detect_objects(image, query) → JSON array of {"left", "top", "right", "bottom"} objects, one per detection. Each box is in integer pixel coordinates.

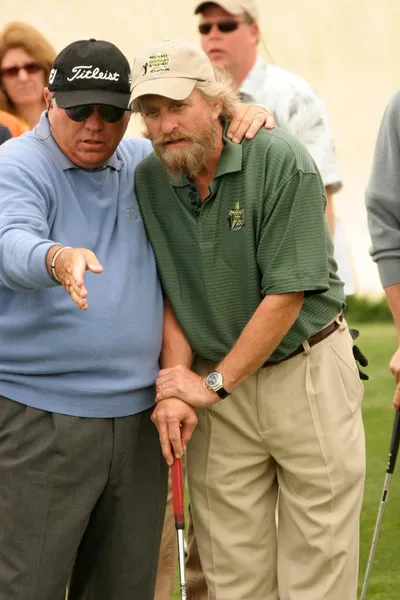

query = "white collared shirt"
[{"left": 240, "top": 55, "right": 342, "bottom": 192}]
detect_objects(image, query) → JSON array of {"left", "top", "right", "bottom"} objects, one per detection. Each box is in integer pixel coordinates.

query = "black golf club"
[{"left": 360, "top": 409, "right": 400, "bottom": 599}]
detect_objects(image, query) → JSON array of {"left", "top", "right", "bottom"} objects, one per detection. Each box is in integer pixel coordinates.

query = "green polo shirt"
[{"left": 135, "top": 124, "right": 345, "bottom": 362}]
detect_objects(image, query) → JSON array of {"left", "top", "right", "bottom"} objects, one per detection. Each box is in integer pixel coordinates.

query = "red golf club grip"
[{"left": 171, "top": 457, "right": 185, "bottom": 529}]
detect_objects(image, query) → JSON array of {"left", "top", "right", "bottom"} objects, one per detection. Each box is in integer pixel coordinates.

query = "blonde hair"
[
  {"left": 131, "top": 65, "right": 239, "bottom": 121},
  {"left": 0, "top": 21, "right": 56, "bottom": 114},
  {"left": 195, "top": 65, "right": 239, "bottom": 120}
]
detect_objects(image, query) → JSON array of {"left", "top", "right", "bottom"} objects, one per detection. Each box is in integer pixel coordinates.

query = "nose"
[
  {"left": 207, "top": 23, "right": 222, "bottom": 40},
  {"left": 17, "top": 67, "right": 29, "bottom": 82},
  {"left": 84, "top": 108, "right": 104, "bottom": 131},
  {"left": 159, "top": 111, "right": 179, "bottom": 135}
]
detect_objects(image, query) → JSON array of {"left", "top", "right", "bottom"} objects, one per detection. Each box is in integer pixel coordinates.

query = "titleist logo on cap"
[{"left": 67, "top": 65, "right": 120, "bottom": 82}]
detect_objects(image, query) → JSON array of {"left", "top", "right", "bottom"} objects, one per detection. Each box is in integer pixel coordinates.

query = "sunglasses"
[
  {"left": 198, "top": 20, "right": 244, "bottom": 35},
  {"left": 0, "top": 62, "right": 43, "bottom": 78},
  {"left": 65, "top": 104, "right": 127, "bottom": 123}
]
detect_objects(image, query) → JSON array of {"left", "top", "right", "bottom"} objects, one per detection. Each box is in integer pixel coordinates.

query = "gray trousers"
[{"left": 0, "top": 395, "right": 168, "bottom": 600}]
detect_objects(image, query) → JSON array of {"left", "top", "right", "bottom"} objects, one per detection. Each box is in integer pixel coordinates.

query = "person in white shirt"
[{"left": 196, "top": 0, "right": 355, "bottom": 296}]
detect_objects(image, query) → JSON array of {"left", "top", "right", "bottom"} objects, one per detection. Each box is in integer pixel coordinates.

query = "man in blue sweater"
[
  {"left": 0, "top": 37, "right": 271, "bottom": 600},
  {"left": 0, "top": 38, "right": 194, "bottom": 600}
]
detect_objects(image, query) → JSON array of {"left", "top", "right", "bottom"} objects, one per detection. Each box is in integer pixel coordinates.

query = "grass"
[{"left": 172, "top": 322, "right": 400, "bottom": 599}]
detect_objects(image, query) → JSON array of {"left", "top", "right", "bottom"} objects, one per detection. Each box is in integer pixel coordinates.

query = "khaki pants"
[{"left": 187, "top": 321, "right": 366, "bottom": 600}]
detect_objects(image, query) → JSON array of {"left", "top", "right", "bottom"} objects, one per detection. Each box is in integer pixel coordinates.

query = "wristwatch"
[{"left": 204, "top": 371, "right": 230, "bottom": 399}]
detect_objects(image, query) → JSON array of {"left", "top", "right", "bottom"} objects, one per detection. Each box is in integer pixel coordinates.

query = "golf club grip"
[
  {"left": 387, "top": 409, "right": 400, "bottom": 474},
  {"left": 171, "top": 457, "right": 185, "bottom": 529}
]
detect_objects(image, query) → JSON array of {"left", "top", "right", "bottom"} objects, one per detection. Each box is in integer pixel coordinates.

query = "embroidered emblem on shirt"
[
  {"left": 124, "top": 207, "right": 140, "bottom": 219},
  {"left": 228, "top": 201, "right": 245, "bottom": 230}
]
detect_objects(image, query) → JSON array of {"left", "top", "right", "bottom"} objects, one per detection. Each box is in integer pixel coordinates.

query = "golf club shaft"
[
  {"left": 359, "top": 409, "right": 400, "bottom": 600},
  {"left": 171, "top": 457, "right": 187, "bottom": 600},
  {"left": 359, "top": 472, "right": 392, "bottom": 600},
  {"left": 177, "top": 528, "right": 187, "bottom": 600}
]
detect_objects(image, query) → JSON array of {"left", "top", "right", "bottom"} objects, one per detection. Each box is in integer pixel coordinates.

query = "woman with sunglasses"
[{"left": 0, "top": 21, "right": 56, "bottom": 133}]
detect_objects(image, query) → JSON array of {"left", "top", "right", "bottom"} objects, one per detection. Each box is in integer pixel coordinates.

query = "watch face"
[{"left": 206, "top": 372, "right": 222, "bottom": 388}]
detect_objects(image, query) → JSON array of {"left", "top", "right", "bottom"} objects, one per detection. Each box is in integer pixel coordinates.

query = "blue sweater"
[{"left": 0, "top": 113, "right": 163, "bottom": 417}]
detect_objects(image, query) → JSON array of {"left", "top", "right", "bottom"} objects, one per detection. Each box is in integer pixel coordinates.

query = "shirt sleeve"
[
  {"left": 0, "top": 161, "right": 58, "bottom": 291},
  {"left": 365, "top": 91, "right": 400, "bottom": 287},
  {"left": 257, "top": 170, "right": 330, "bottom": 296},
  {"left": 271, "top": 85, "right": 342, "bottom": 192}
]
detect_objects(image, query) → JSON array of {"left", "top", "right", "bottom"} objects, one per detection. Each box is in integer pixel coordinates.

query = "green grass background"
[{"left": 172, "top": 322, "right": 400, "bottom": 599}]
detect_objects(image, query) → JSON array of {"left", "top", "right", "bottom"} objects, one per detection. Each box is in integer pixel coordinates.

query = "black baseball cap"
[{"left": 48, "top": 38, "right": 132, "bottom": 109}]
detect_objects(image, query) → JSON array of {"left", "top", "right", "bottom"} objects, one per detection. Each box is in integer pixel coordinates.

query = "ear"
[
  {"left": 43, "top": 87, "right": 52, "bottom": 111},
  {"left": 249, "top": 22, "right": 260, "bottom": 45},
  {"left": 211, "top": 96, "right": 223, "bottom": 120}
]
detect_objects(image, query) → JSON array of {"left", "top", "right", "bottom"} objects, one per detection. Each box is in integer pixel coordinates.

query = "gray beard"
[{"left": 153, "top": 121, "right": 219, "bottom": 180}]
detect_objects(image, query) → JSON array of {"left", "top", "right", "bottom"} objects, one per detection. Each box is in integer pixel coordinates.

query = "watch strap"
[{"left": 215, "top": 387, "right": 230, "bottom": 399}]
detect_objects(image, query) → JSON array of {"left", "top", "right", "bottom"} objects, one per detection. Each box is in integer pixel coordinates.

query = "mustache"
[{"left": 153, "top": 131, "right": 197, "bottom": 146}]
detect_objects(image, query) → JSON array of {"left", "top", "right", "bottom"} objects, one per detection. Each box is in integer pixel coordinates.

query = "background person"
[
  {"left": 0, "top": 108, "right": 26, "bottom": 136},
  {"left": 366, "top": 90, "right": 400, "bottom": 410},
  {"left": 0, "top": 123, "right": 11, "bottom": 144},
  {"left": 195, "top": 0, "right": 355, "bottom": 295},
  {"left": 0, "top": 21, "right": 56, "bottom": 132}
]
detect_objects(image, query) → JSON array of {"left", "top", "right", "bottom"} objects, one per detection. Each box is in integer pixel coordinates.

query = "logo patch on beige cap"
[{"left": 142, "top": 53, "right": 171, "bottom": 77}]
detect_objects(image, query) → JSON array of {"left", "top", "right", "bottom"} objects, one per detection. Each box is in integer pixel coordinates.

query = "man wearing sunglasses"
[
  {"left": 195, "top": 0, "right": 356, "bottom": 295},
  {"left": 0, "top": 34, "right": 272, "bottom": 600},
  {"left": 0, "top": 37, "right": 169, "bottom": 600}
]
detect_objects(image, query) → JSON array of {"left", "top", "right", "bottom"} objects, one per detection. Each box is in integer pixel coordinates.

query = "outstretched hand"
[{"left": 52, "top": 247, "right": 103, "bottom": 310}]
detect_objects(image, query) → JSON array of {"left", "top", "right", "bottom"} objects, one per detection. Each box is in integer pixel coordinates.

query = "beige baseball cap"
[
  {"left": 130, "top": 40, "right": 215, "bottom": 104},
  {"left": 194, "top": 0, "right": 259, "bottom": 23}
]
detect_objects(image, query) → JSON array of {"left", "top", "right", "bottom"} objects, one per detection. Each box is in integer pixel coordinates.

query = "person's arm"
[
  {"left": 0, "top": 162, "right": 62, "bottom": 290},
  {"left": 155, "top": 293, "right": 303, "bottom": 409},
  {"left": 273, "top": 83, "right": 343, "bottom": 211},
  {"left": 46, "top": 245, "right": 103, "bottom": 310},
  {"left": 0, "top": 162, "right": 103, "bottom": 304},
  {"left": 151, "top": 300, "right": 198, "bottom": 465},
  {"left": 325, "top": 186, "right": 335, "bottom": 235},
  {"left": 226, "top": 103, "right": 274, "bottom": 143},
  {"left": 214, "top": 292, "right": 303, "bottom": 390},
  {"left": 385, "top": 286, "right": 400, "bottom": 341},
  {"left": 160, "top": 299, "right": 194, "bottom": 369},
  {"left": 283, "top": 91, "right": 342, "bottom": 238},
  {"left": 365, "top": 91, "right": 400, "bottom": 408},
  {"left": 383, "top": 285, "right": 400, "bottom": 409}
]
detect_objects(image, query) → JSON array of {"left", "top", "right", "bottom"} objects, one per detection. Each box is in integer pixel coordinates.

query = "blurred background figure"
[
  {"left": 0, "top": 108, "right": 26, "bottom": 136},
  {"left": 366, "top": 90, "right": 400, "bottom": 409},
  {"left": 195, "top": 0, "right": 355, "bottom": 295},
  {"left": 0, "top": 123, "right": 11, "bottom": 144},
  {"left": 0, "top": 21, "right": 56, "bottom": 133}
]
